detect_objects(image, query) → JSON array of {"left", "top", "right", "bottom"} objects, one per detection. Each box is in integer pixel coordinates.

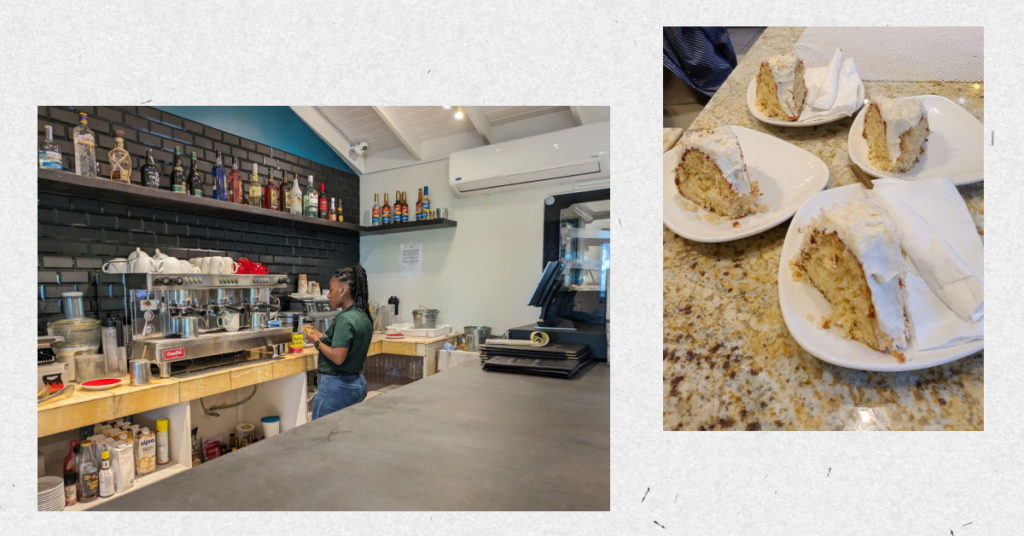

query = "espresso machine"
[
  {"left": 282, "top": 295, "right": 338, "bottom": 337},
  {"left": 102, "top": 273, "right": 291, "bottom": 377}
]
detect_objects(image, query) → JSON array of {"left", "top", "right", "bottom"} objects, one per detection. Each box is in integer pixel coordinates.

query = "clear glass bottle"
[
  {"left": 140, "top": 147, "right": 161, "bottom": 189},
  {"left": 77, "top": 440, "right": 99, "bottom": 503},
  {"left": 306, "top": 176, "right": 318, "bottom": 218},
  {"left": 72, "top": 112, "right": 97, "bottom": 177},
  {"left": 290, "top": 174, "right": 303, "bottom": 215},
  {"left": 108, "top": 130, "right": 131, "bottom": 182},
  {"left": 228, "top": 160, "right": 242, "bottom": 203},
  {"left": 169, "top": 147, "right": 186, "bottom": 193},
  {"left": 187, "top": 151, "right": 202, "bottom": 196},
  {"left": 212, "top": 151, "right": 227, "bottom": 201},
  {"left": 39, "top": 124, "right": 63, "bottom": 170}
]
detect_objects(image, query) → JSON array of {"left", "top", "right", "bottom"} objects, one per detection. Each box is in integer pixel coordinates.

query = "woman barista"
[{"left": 304, "top": 264, "right": 373, "bottom": 419}]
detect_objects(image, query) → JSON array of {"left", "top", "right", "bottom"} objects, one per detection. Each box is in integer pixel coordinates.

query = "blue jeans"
[{"left": 311, "top": 373, "right": 367, "bottom": 420}]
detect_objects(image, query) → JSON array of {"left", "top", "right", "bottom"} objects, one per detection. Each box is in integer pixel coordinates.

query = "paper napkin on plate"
[
  {"left": 799, "top": 48, "right": 865, "bottom": 122},
  {"left": 870, "top": 177, "right": 984, "bottom": 350},
  {"left": 663, "top": 127, "right": 683, "bottom": 153}
]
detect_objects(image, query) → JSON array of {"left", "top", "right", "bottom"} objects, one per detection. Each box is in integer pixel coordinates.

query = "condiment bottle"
[
  {"left": 156, "top": 418, "right": 169, "bottom": 465},
  {"left": 77, "top": 440, "right": 99, "bottom": 502},
  {"left": 98, "top": 449, "right": 114, "bottom": 498}
]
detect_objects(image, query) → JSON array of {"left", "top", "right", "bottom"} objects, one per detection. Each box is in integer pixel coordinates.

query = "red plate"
[{"left": 80, "top": 378, "right": 123, "bottom": 390}]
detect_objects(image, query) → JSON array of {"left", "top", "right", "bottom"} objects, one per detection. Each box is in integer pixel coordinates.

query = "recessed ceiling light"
[{"left": 453, "top": 109, "right": 465, "bottom": 120}]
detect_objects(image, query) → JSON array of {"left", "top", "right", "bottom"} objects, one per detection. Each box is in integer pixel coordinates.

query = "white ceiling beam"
[
  {"left": 371, "top": 106, "right": 424, "bottom": 160},
  {"left": 289, "top": 106, "right": 366, "bottom": 174},
  {"left": 462, "top": 107, "right": 492, "bottom": 144},
  {"left": 568, "top": 106, "right": 583, "bottom": 126}
]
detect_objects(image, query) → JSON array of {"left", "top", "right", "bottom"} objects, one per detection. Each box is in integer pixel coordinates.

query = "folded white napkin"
[
  {"left": 663, "top": 127, "right": 683, "bottom": 153},
  {"left": 799, "top": 49, "right": 865, "bottom": 121},
  {"left": 870, "top": 177, "right": 984, "bottom": 350}
]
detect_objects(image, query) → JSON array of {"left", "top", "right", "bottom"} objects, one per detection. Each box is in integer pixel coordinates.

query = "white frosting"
[
  {"left": 765, "top": 53, "right": 801, "bottom": 117},
  {"left": 809, "top": 199, "right": 907, "bottom": 351},
  {"left": 873, "top": 96, "right": 926, "bottom": 166},
  {"left": 680, "top": 127, "right": 751, "bottom": 196}
]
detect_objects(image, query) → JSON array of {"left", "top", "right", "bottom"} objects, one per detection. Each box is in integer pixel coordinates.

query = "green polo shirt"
[{"left": 317, "top": 306, "right": 373, "bottom": 376}]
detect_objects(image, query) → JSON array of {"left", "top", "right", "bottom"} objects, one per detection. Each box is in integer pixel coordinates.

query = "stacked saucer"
[{"left": 37, "top": 476, "right": 64, "bottom": 510}]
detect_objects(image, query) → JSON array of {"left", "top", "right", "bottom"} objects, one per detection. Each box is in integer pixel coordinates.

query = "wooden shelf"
[
  {"left": 359, "top": 218, "right": 457, "bottom": 236},
  {"left": 38, "top": 168, "right": 360, "bottom": 236}
]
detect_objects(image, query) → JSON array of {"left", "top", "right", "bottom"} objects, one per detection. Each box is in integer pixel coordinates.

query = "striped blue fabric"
[{"left": 663, "top": 27, "right": 738, "bottom": 97}]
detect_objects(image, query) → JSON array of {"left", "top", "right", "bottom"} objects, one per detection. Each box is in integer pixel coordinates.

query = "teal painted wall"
[{"left": 156, "top": 106, "right": 354, "bottom": 174}]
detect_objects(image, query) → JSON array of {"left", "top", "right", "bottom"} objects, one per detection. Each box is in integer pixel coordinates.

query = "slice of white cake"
[
  {"left": 792, "top": 199, "right": 909, "bottom": 358},
  {"left": 862, "top": 96, "right": 930, "bottom": 173},
  {"left": 673, "top": 127, "right": 759, "bottom": 219},
  {"left": 755, "top": 53, "right": 807, "bottom": 121}
]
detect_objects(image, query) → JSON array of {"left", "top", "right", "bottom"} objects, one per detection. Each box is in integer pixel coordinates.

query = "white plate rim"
[
  {"left": 847, "top": 94, "right": 984, "bottom": 185},
  {"left": 663, "top": 126, "right": 830, "bottom": 243},
  {"left": 777, "top": 182, "right": 983, "bottom": 372},
  {"left": 746, "top": 78, "right": 864, "bottom": 127}
]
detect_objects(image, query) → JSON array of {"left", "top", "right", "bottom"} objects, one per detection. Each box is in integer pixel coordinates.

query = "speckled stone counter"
[{"left": 663, "top": 27, "right": 984, "bottom": 431}]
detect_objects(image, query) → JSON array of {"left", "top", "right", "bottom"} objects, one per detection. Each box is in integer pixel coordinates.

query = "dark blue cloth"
[{"left": 663, "top": 27, "right": 738, "bottom": 97}]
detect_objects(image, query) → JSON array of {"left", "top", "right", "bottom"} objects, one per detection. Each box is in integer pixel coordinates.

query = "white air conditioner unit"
[{"left": 448, "top": 121, "right": 609, "bottom": 196}]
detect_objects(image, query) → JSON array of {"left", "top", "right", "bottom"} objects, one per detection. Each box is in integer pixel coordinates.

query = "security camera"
[{"left": 351, "top": 142, "right": 369, "bottom": 156}]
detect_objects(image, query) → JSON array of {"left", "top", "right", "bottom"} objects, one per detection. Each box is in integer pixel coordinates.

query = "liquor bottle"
[
  {"left": 329, "top": 197, "right": 336, "bottom": 221},
  {"left": 382, "top": 193, "right": 391, "bottom": 225},
  {"left": 77, "top": 440, "right": 99, "bottom": 503},
  {"left": 187, "top": 151, "right": 203, "bottom": 196},
  {"left": 394, "top": 191, "right": 402, "bottom": 224},
  {"left": 108, "top": 130, "right": 131, "bottom": 182},
  {"left": 422, "top": 186, "right": 430, "bottom": 217},
  {"left": 336, "top": 196, "right": 344, "bottom": 222},
  {"left": 266, "top": 173, "right": 278, "bottom": 210},
  {"left": 63, "top": 441, "right": 80, "bottom": 506},
  {"left": 228, "top": 160, "right": 242, "bottom": 203},
  {"left": 290, "top": 174, "right": 303, "bottom": 215},
  {"left": 402, "top": 192, "right": 410, "bottom": 222},
  {"left": 319, "top": 183, "right": 328, "bottom": 219},
  {"left": 372, "top": 193, "right": 380, "bottom": 226},
  {"left": 416, "top": 188, "right": 423, "bottom": 221},
  {"left": 39, "top": 125, "right": 63, "bottom": 170},
  {"left": 169, "top": 147, "right": 187, "bottom": 193},
  {"left": 278, "top": 173, "right": 288, "bottom": 211},
  {"left": 141, "top": 147, "right": 160, "bottom": 189},
  {"left": 212, "top": 151, "right": 227, "bottom": 200},
  {"left": 73, "top": 112, "right": 97, "bottom": 177},
  {"left": 249, "top": 163, "right": 263, "bottom": 207},
  {"left": 306, "top": 176, "right": 318, "bottom": 218}
]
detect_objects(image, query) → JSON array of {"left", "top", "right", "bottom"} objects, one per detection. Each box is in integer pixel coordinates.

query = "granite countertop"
[{"left": 663, "top": 27, "right": 984, "bottom": 431}]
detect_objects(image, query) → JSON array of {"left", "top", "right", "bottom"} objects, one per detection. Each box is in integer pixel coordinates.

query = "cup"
[
  {"left": 156, "top": 257, "right": 182, "bottom": 273},
  {"left": 130, "top": 359, "right": 151, "bottom": 386},
  {"left": 218, "top": 257, "right": 239, "bottom": 275},
  {"left": 102, "top": 258, "right": 128, "bottom": 273},
  {"left": 218, "top": 312, "right": 240, "bottom": 332},
  {"left": 192, "top": 257, "right": 210, "bottom": 273},
  {"left": 129, "top": 248, "right": 156, "bottom": 273},
  {"left": 152, "top": 249, "right": 169, "bottom": 261},
  {"left": 237, "top": 258, "right": 255, "bottom": 274}
]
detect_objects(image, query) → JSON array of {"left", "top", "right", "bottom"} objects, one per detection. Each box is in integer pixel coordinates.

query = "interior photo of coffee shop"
[{"left": 35, "top": 105, "right": 610, "bottom": 510}]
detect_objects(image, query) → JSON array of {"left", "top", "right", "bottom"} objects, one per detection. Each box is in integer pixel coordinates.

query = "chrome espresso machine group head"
[{"left": 103, "top": 272, "right": 292, "bottom": 377}]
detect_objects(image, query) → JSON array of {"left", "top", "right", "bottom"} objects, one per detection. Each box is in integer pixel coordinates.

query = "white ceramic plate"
[
  {"left": 777, "top": 183, "right": 983, "bottom": 372},
  {"left": 746, "top": 78, "right": 864, "bottom": 127},
  {"left": 664, "top": 126, "right": 830, "bottom": 243},
  {"left": 847, "top": 95, "right": 983, "bottom": 185}
]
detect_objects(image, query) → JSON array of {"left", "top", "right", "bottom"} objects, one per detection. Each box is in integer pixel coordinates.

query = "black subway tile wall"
[{"left": 37, "top": 106, "right": 359, "bottom": 334}]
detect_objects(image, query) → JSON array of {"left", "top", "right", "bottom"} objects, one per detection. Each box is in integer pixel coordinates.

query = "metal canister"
[{"left": 130, "top": 359, "right": 151, "bottom": 385}]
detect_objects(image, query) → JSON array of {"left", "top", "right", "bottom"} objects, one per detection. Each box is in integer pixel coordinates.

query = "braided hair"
[{"left": 333, "top": 264, "right": 370, "bottom": 320}]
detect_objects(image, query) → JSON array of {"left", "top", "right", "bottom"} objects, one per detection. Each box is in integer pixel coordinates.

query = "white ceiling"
[{"left": 291, "top": 105, "right": 609, "bottom": 175}]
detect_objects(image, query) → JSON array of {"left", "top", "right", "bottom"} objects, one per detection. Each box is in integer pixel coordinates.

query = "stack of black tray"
[{"left": 480, "top": 343, "right": 592, "bottom": 379}]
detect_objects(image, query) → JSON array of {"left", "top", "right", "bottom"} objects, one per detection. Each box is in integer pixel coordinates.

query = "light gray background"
[{"left": 2, "top": 0, "right": 1021, "bottom": 534}]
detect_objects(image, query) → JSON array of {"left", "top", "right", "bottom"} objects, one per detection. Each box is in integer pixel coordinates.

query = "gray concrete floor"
[{"left": 664, "top": 27, "right": 765, "bottom": 129}]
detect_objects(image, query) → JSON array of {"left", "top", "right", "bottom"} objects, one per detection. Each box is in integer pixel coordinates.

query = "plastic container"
[
  {"left": 101, "top": 315, "right": 119, "bottom": 376},
  {"left": 260, "top": 416, "right": 281, "bottom": 438},
  {"left": 74, "top": 353, "right": 107, "bottom": 383}
]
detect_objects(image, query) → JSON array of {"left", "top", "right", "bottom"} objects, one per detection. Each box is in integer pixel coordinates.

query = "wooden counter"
[{"left": 39, "top": 331, "right": 459, "bottom": 437}]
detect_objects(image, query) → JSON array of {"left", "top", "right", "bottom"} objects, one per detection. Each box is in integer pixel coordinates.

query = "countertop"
[
  {"left": 663, "top": 27, "right": 984, "bottom": 431},
  {"left": 95, "top": 361, "right": 610, "bottom": 510}
]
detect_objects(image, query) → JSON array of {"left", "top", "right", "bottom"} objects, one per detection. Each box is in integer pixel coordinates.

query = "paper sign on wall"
[{"left": 401, "top": 242, "right": 422, "bottom": 277}]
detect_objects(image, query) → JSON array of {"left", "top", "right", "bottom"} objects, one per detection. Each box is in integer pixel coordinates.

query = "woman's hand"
[{"left": 304, "top": 326, "right": 324, "bottom": 344}]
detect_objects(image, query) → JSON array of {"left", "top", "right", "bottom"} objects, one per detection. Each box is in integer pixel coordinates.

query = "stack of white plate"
[{"left": 37, "top": 476, "right": 64, "bottom": 511}]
